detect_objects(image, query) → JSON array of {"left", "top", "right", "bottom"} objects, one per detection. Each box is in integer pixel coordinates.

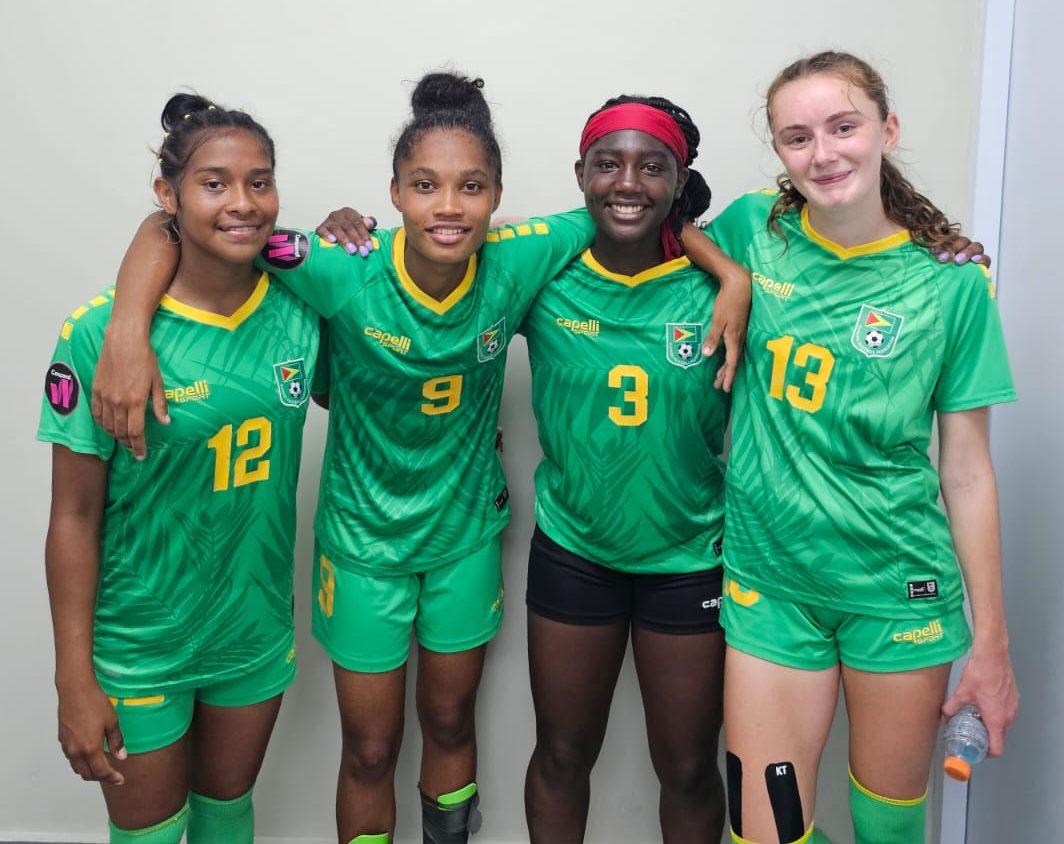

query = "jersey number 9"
[
  {"left": 421, "top": 375, "right": 464, "bottom": 416},
  {"left": 206, "top": 417, "right": 272, "bottom": 492}
]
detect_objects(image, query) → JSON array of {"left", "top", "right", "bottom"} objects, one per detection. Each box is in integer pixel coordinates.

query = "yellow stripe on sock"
[
  {"left": 730, "top": 824, "right": 816, "bottom": 843},
  {"left": 849, "top": 767, "right": 927, "bottom": 807}
]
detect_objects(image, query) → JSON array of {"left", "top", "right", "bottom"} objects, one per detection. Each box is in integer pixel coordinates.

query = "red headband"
[
  {"left": 579, "top": 102, "right": 690, "bottom": 260},
  {"left": 579, "top": 103, "right": 688, "bottom": 165}
]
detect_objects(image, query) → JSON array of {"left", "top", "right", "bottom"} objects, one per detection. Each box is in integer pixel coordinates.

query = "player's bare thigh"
[
  {"left": 842, "top": 662, "right": 951, "bottom": 799},
  {"left": 724, "top": 647, "right": 838, "bottom": 842},
  {"left": 101, "top": 734, "right": 189, "bottom": 830}
]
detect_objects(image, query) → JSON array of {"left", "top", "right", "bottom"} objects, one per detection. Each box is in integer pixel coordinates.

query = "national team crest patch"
[
  {"left": 476, "top": 318, "right": 506, "bottom": 363},
  {"left": 665, "top": 323, "right": 703, "bottom": 368},
  {"left": 851, "top": 305, "right": 905, "bottom": 358},
  {"left": 273, "top": 358, "right": 309, "bottom": 407}
]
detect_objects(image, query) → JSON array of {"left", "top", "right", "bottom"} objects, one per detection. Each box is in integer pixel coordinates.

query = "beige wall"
[{"left": 2, "top": 2, "right": 984, "bottom": 840}]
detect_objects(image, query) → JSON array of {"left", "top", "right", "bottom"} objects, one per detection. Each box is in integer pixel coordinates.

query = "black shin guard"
[{"left": 420, "top": 788, "right": 482, "bottom": 844}]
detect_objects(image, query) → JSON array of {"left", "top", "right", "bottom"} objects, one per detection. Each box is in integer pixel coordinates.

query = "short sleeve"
[
  {"left": 312, "top": 319, "right": 330, "bottom": 395},
  {"left": 704, "top": 190, "right": 776, "bottom": 263},
  {"left": 933, "top": 265, "right": 1017, "bottom": 412},
  {"left": 37, "top": 319, "right": 116, "bottom": 460},
  {"left": 483, "top": 208, "right": 596, "bottom": 295},
  {"left": 255, "top": 228, "right": 371, "bottom": 319}
]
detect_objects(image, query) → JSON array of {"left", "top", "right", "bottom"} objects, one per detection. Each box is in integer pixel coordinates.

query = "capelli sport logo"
[{"left": 891, "top": 619, "right": 944, "bottom": 646}]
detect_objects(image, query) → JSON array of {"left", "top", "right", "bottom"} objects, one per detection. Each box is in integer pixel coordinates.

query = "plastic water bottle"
[{"left": 943, "top": 705, "right": 989, "bottom": 781}]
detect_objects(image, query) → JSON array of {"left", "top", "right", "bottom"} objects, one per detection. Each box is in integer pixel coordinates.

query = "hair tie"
[
  {"left": 183, "top": 114, "right": 191, "bottom": 120},
  {"left": 207, "top": 105, "right": 216, "bottom": 111},
  {"left": 162, "top": 132, "right": 170, "bottom": 139}
]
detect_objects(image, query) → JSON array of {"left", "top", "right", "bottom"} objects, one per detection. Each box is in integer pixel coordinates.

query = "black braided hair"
[
  {"left": 585, "top": 95, "right": 712, "bottom": 227},
  {"left": 392, "top": 73, "right": 501, "bottom": 182},
  {"left": 156, "top": 93, "right": 275, "bottom": 188}
]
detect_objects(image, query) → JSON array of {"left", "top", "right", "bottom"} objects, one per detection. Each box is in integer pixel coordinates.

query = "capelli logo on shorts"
[
  {"left": 891, "top": 619, "right": 944, "bottom": 645},
  {"left": 907, "top": 579, "right": 939, "bottom": 600},
  {"left": 701, "top": 596, "right": 722, "bottom": 611}
]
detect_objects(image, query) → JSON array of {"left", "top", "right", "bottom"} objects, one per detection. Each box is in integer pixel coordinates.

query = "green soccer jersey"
[
  {"left": 522, "top": 251, "right": 729, "bottom": 573},
  {"left": 37, "top": 275, "right": 322, "bottom": 694},
  {"left": 707, "top": 190, "right": 1016, "bottom": 618},
  {"left": 257, "top": 211, "right": 595, "bottom": 574}
]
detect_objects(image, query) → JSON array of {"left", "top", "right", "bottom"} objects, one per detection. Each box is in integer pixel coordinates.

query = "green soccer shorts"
[
  {"left": 312, "top": 533, "right": 505, "bottom": 673},
  {"left": 101, "top": 638, "right": 297, "bottom": 754},
  {"left": 720, "top": 575, "right": 971, "bottom": 672}
]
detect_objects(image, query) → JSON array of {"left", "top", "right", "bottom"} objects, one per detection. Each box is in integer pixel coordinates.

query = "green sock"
[
  {"left": 188, "top": 788, "right": 254, "bottom": 844},
  {"left": 849, "top": 770, "right": 926, "bottom": 844},
  {"left": 350, "top": 835, "right": 391, "bottom": 843},
  {"left": 109, "top": 802, "right": 189, "bottom": 843}
]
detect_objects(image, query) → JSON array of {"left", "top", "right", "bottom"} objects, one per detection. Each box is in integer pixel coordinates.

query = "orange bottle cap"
[{"left": 944, "top": 756, "right": 972, "bottom": 782}]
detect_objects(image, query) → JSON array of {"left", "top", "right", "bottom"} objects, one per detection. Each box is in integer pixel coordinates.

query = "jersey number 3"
[
  {"left": 608, "top": 365, "right": 648, "bottom": 427},
  {"left": 206, "top": 417, "right": 272, "bottom": 492},
  {"left": 766, "top": 336, "right": 835, "bottom": 413}
]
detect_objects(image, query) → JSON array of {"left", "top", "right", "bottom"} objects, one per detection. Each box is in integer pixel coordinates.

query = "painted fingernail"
[
  {"left": 955, "top": 253, "right": 967, "bottom": 264},
  {"left": 937, "top": 251, "right": 950, "bottom": 262},
  {"left": 365, "top": 216, "right": 377, "bottom": 229},
  {"left": 345, "top": 243, "right": 357, "bottom": 254},
  {"left": 326, "top": 233, "right": 337, "bottom": 242},
  {"left": 359, "top": 244, "right": 370, "bottom": 257},
  {"left": 972, "top": 254, "right": 984, "bottom": 263}
]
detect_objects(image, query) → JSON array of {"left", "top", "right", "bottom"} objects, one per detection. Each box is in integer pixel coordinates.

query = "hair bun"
[
  {"left": 161, "top": 93, "right": 216, "bottom": 132},
  {"left": 410, "top": 73, "right": 490, "bottom": 123}
]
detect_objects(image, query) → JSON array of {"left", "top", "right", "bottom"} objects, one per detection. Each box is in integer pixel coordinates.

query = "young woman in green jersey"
[
  {"left": 703, "top": 52, "right": 1018, "bottom": 844},
  {"left": 519, "top": 96, "right": 731, "bottom": 843},
  {"left": 40, "top": 95, "right": 321, "bottom": 844}
]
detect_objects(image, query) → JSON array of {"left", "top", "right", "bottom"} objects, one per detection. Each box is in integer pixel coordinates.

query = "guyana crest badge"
[
  {"left": 477, "top": 317, "right": 506, "bottom": 363},
  {"left": 851, "top": 305, "right": 905, "bottom": 358},
  {"left": 274, "top": 358, "right": 309, "bottom": 407},
  {"left": 665, "top": 323, "right": 703, "bottom": 369}
]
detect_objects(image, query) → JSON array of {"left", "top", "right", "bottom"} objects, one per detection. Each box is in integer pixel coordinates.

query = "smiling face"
[
  {"left": 576, "top": 129, "right": 686, "bottom": 248},
  {"left": 390, "top": 127, "right": 501, "bottom": 271},
  {"left": 769, "top": 72, "right": 899, "bottom": 214},
  {"left": 154, "top": 128, "right": 278, "bottom": 265}
]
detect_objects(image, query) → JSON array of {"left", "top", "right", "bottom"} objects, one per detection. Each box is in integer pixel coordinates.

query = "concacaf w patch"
[
  {"left": 274, "top": 358, "right": 309, "bottom": 407},
  {"left": 851, "top": 305, "right": 904, "bottom": 358},
  {"left": 665, "top": 323, "right": 703, "bottom": 368},
  {"left": 477, "top": 318, "right": 506, "bottom": 363}
]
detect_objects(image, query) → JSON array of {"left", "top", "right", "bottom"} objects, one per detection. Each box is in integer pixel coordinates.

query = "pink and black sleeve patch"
[
  {"left": 45, "top": 362, "right": 79, "bottom": 415},
  {"left": 262, "top": 229, "right": 310, "bottom": 269}
]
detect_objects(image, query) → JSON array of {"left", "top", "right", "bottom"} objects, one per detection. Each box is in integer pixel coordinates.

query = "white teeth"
[
  {"left": 432, "top": 228, "right": 464, "bottom": 235},
  {"left": 610, "top": 204, "right": 645, "bottom": 216}
]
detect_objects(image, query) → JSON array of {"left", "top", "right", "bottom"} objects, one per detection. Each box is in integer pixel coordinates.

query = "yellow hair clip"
[
  {"left": 162, "top": 131, "right": 170, "bottom": 139},
  {"left": 183, "top": 114, "right": 190, "bottom": 120},
  {"left": 207, "top": 105, "right": 216, "bottom": 110}
]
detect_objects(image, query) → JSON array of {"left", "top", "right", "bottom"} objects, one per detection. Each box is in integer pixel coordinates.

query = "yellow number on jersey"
[
  {"left": 421, "top": 375, "right": 463, "bottom": 416},
  {"left": 765, "top": 335, "right": 835, "bottom": 414},
  {"left": 206, "top": 416, "right": 272, "bottom": 492},
  {"left": 608, "top": 364, "right": 649, "bottom": 427}
]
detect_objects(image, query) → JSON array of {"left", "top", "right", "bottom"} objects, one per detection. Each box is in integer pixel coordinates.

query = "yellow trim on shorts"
[{"left": 849, "top": 767, "right": 927, "bottom": 806}]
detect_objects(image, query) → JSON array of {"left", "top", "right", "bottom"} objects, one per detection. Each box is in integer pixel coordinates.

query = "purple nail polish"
[
  {"left": 954, "top": 253, "right": 966, "bottom": 264},
  {"left": 359, "top": 244, "right": 370, "bottom": 257},
  {"left": 937, "top": 252, "right": 949, "bottom": 262},
  {"left": 345, "top": 243, "right": 357, "bottom": 254},
  {"left": 326, "top": 233, "right": 337, "bottom": 242}
]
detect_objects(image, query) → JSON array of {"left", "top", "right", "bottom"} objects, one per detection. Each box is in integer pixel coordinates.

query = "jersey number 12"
[{"left": 206, "top": 417, "right": 272, "bottom": 492}]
